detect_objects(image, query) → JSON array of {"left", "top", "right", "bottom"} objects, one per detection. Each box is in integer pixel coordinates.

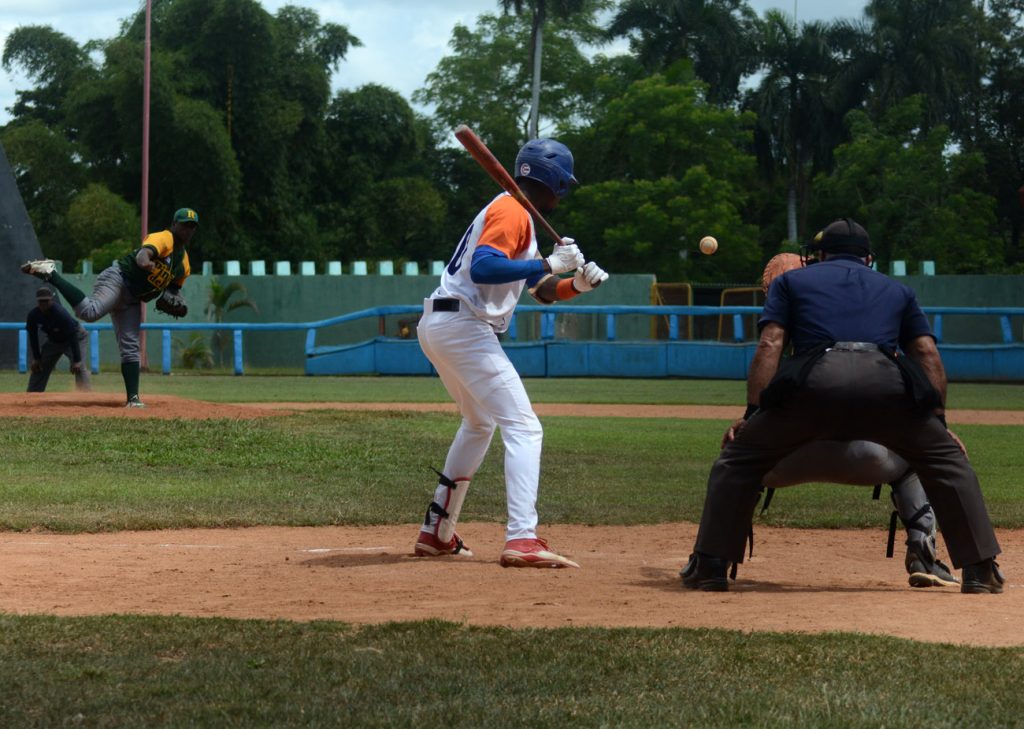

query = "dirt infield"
[
  {"left": 3, "top": 392, "right": 1023, "bottom": 425},
  {"left": 1, "top": 392, "right": 1020, "bottom": 646}
]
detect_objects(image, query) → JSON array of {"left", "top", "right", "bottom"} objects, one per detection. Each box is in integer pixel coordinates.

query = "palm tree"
[
  {"left": 862, "top": 0, "right": 988, "bottom": 139},
  {"left": 606, "top": 0, "right": 759, "bottom": 105},
  {"left": 205, "top": 277, "right": 259, "bottom": 368},
  {"left": 744, "top": 10, "right": 839, "bottom": 243},
  {"left": 498, "top": 0, "right": 592, "bottom": 138},
  {"left": 174, "top": 333, "right": 215, "bottom": 370}
]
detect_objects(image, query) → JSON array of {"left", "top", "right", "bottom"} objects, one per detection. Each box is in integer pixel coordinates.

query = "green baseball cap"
[{"left": 173, "top": 207, "right": 199, "bottom": 225}]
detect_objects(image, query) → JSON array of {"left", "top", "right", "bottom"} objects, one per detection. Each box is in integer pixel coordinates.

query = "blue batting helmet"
[{"left": 514, "top": 139, "right": 578, "bottom": 198}]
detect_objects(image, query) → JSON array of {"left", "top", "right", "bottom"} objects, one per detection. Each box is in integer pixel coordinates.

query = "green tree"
[
  {"left": 862, "top": 0, "right": 988, "bottom": 137},
  {"left": 66, "top": 183, "right": 138, "bottom": 269},
  {"left": 498, "top": 0, "right": 605, "bottom": 138},
  {"left": 0, "top": 121, "right": 85, "bottom": 260},
  {"left": 812, "top": 96, "right": 1004, "bottom": 274},
  {"left": 63, "top": 37, "right": 243, "bottom": 262},
  {"left": 4, "top": 0, "right": 361, "bottom": 267},
  {"left": 416, "top": 10, "right": 612, "bottom": 245},
  {"left": 317, "top": 84, "right": 446, "bottom": 262},
  {"left": 744, "top": 10, "right": 839, "bottom": 244},
  {"left": 606, "top": 0, "right": 759, "bottom": 105},
  {"left": 968, "top": 0, "right": 1024, "bottom": 265},
  {"left": 364, "top": 177, "right": 448, "bottom": 263},
  {"left": 1, "top": 25, "right": 92, "bottom": 125},
  {"left": 416, "top": 11, "right": 604, "bottom": 153},
  {"left": 564, "top": 70, "right": 761, "bottom": 282}
]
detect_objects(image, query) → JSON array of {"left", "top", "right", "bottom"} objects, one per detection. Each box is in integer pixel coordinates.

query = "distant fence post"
[
  {"left": 732, "top": 314, "right": 745, "bottom": 342},
  {"left": 233, "top": 330, "right": 243, "bottom": 375},
  {"left": 90, "top": 330, "right": 100, "bottom": 373},
  {"left": 162, "top": 330, "right": 172, "bottom": 374},
  {"left": 18, "top": 329, "right": 27, "bottom": 373}
]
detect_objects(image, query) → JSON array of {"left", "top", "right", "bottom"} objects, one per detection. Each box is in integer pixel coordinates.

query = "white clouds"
[{"left": 258, "top": 0, "right": 494, "bottom": 99}]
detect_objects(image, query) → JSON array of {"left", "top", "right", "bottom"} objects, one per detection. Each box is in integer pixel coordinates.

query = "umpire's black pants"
[{"left": 693, "top": 350, "right": 1001, "bottom": 568}]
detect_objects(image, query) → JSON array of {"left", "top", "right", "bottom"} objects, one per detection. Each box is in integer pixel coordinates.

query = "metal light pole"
[
  {"left": 141, "top": 0, "right": 151, "bottom": 240},
  {"left": 139, "top": 0, "right": 152, "bottom": 368}
]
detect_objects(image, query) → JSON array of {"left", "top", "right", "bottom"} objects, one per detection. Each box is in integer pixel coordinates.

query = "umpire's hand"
[
  {"left": 947, "top": 428, "right": 968, "bottom": 458},
  {"left": 70, "top": 361, "right": 82, "bottom": 375},
  {"left": 30, "top": 359, "right": 42, "bottom": 374},
  {"left": 721, "top": 417, "right": 746, "bottom": 449}
]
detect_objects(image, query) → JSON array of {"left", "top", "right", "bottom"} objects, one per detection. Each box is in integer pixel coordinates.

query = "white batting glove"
[
  {"left": 545, "top": 239, "right": 585, "bottom": 275},
  {"left": 572, "top": 261, "right": 609, "bottom": 292}
]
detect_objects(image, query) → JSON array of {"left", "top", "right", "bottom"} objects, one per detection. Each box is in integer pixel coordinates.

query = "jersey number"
[
  {"left": 447, "top": 224, "right": 474, "bottom": 276},
  {"left": 147, "top": 260, "right": 173, "bottom": 290}
]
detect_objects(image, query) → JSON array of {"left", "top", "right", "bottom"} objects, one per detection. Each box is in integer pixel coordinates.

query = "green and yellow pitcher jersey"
[{"left": 117, "top": 230, "right": 192, "bottom": 302}]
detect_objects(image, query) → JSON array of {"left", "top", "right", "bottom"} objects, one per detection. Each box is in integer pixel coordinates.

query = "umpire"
[
  {"left": 26, "top": 286, "right": 90, "bottom": 393},
  {"left": 682, "top": 218, "right": 1004, "bottom": 594}
]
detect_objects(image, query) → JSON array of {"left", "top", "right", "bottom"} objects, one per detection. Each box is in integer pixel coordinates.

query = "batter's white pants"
[{"left": 418, "top": 300, "right": 543, "bottom": 540}]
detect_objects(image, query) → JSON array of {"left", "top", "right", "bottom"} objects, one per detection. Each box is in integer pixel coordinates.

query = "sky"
[{"left": 0, "top": 0, "right": 869, "bottom": 126}]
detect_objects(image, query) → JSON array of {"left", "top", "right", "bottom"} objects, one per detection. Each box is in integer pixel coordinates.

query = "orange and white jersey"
[{"left": 433, "top": 193, "right": 538, "bottom": 332}]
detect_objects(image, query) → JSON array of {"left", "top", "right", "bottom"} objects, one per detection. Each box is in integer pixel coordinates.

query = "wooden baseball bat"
[{"left": 453, "top": 124, "right": 564, "bottom": 245}]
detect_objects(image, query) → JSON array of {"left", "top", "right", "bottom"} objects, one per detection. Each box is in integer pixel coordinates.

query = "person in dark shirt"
[
  {"left": 20, "top": 207, "right": 197, "bottom": 408},
  {"left": 681, "top": 218, "right": 1004, "bottom": 595},
  {"left": 758, "top": 253, "right": 958, "bottom": 589},
  {"left": 26, "top": 286, "right": 90, "bottom": 393}
]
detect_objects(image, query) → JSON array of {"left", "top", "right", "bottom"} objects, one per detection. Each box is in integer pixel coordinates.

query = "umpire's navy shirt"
[
  {"left": 760, "top": 255, "right": 933, "bottom": 354},
  {"left": 26, "top": 304, "right": 82, "bottom": 360}
]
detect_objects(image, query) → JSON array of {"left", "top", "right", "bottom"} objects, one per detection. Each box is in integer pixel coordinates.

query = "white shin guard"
[{"left": 437, "top": 478, "right": 470, "bottom": 543}]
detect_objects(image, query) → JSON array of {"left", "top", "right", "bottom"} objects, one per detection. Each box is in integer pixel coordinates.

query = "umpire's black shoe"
[
  {"left": 680, "top": 552, "right": 730, "bottom": 592},
  {"left": 961, "top": 558, "right": 1005, "bottom": 594}
]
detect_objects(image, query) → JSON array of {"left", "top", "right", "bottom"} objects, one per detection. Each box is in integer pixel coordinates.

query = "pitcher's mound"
[{"left": 0, "top": 392, "right": 277, "bottom": 419}]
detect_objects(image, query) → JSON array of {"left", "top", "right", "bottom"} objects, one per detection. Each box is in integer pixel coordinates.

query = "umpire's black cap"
[
  {"left": 811, "top": 218, "right": 871, "bottom": 256},
  {"left": 35, "top": 286, "right": 55, "bottom": 301}
]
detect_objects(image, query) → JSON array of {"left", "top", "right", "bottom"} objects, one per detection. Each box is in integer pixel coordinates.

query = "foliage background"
[{"left": 3, "top": 0, "right": 1023, "bottom": 282}]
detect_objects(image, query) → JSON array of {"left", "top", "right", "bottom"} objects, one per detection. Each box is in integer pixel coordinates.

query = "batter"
[{"left": 414, "top": 138, "right": 608, "bottom": 569}]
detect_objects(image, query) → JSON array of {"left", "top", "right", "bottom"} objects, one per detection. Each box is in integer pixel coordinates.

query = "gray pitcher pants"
[{"left": 74, "top": 265, "right": 142, "bottom": 364}]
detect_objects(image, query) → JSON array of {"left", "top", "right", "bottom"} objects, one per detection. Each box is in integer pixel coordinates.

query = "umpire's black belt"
[
  {"left": 827, "top": 341, "right": 880, "bottom": 352},
  {"left": 432, "top": 298, "right": 461, "bottom": 312}
]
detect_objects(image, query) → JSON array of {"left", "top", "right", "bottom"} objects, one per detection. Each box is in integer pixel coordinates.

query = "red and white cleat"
[
  {"left": 413, "top": 530, "right": 473, "bottom": 558},
  {"left": 499, "top": 537, "right": 579, "bottom": 569}
]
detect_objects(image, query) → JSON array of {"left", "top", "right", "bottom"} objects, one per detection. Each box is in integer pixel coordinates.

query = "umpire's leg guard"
[{"left": 890, "top": 471, "right": 958, "bottom": 587}]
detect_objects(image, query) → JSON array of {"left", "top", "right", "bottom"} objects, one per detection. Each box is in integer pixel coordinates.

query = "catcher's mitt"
[
  {"left": 155, "top": 288, "right": 188, "bottom": 318},
  {"left": 760, "top": 252, "right": 804, "bottom": 294}
]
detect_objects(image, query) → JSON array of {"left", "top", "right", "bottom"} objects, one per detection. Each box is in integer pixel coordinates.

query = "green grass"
[
  {"left": 3, "top": 370, "right": 1024, "bottom": 409},
  {"left": 1, "top": 373, "right": 1021, "bottom": 727},
  {"left": 2, "top": 616, "right": 1022, "bottom": 728},
  {"left": 1, "top": 412, "right": 1021, "bottom": 532}
]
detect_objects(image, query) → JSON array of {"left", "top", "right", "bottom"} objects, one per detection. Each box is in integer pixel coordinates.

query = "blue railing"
[{"left": 3, "top": 305, "right": 1022, "bottom": 375}]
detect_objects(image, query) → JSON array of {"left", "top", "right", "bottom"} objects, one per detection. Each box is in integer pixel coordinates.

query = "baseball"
[{"left": 699, "top": 236, "right": 718, "bottom": 255}]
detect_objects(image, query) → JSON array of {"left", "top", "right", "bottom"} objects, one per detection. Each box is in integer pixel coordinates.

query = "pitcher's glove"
[{"left": 155, "top": 288, "right": 188, "bottom": 318}]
